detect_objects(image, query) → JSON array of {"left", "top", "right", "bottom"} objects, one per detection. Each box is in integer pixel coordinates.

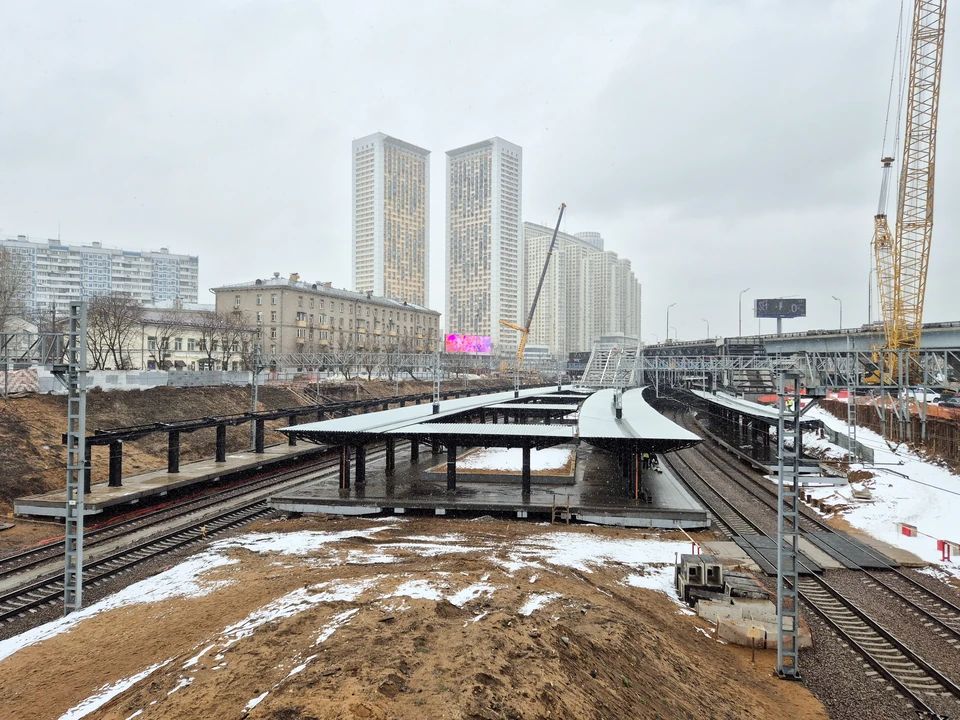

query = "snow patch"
[
  {"left": 58, "top": 658, "right": 174, "bottom": 720},
  {"left": 244, "top": 691, "right": 269, "bottom": 711},
  {"left": 518, "top": 592, "right": 562, "bottom": 616}
]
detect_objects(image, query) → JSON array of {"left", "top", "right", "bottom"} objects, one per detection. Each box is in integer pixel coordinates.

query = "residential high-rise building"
[
  {"left": 0, "top": 234, "right": 199, "bottom": 314},
  {"left": 522, "top": 223, "right": 640, "bottom": 356},
  {"left": 522, "top": 222, "right": 602, "bottom": 358},
  {"left": 582, "top": 250, "right": 641, "bottom": 347},
  {"left": 351, "top": 133, "right": 430, "bottom": 307},
  {"left": 446, "top": 137, "right": 522, "bottom": 352}
]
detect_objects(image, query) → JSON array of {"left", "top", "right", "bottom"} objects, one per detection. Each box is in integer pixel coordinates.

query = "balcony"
[
  {"left": 388, "top": 330, "right": 397, "bottom": 337},
  {"left": 296, "top": 320, "right": 307, "bottom": 328},
  {"left": 357, "top": 327, "right": 367, "bottom": 334},
  {"left": 296, "top": 336, "right": 305, "bottom": 344},
  {"left": 373, "top": 328, "right": 382, "bottom": 336},
  {"left": 319, "top": 323, "right": 330, "bottom": 330}
]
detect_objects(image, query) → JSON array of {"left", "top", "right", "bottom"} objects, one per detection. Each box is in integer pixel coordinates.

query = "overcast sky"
[{"left": 2, "top": 0, "right": 958, "bottom": 343}]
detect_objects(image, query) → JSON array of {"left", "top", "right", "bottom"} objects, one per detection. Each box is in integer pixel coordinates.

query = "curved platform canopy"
[
  {"left": 690, "top": 390, "right": 820, "bottom": 427},
  {"left": 579, "top": 387, "right": 701, "bottom": 453}
]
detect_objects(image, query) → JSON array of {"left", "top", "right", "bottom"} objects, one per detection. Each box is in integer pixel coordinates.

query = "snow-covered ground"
[
  {"left": 457, "top": 447, "right": 574, "bottom": 473},
  {"left": 0, "top": 524, "right": 692, "bottom": 720},
  {"left": 802, "top": 406, "right": 960, "bottom": 581}
]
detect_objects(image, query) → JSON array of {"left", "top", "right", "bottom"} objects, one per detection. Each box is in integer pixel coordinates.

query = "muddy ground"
[{"left": 0, "top": 516, "right": 829, "bottom": 720}]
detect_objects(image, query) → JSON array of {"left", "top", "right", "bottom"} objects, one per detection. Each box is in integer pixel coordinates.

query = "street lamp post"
[
  {"left": 702, "top": 318, "right": 710, "bottom": 338},
  {"left": 666, "top": 303, "right": 676, "bottom": 343},
  {"left": 831, "top": 295, "right": 843, "bottom": 329},
  {"left": 738, "top": 288, "right": 750, "bottom": 337}
]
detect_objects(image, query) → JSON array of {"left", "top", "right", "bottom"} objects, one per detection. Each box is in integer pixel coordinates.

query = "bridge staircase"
[{"left": 580, "top": 341, "right": 640, "bottom": 388}]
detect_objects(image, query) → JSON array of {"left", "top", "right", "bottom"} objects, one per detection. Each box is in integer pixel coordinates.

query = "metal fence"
[{"left": 819, "top": 399, "right": 960, "bottom": 462}]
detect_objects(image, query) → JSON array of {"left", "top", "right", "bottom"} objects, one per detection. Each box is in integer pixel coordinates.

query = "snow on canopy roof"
[
  {"left": 279, "top": 386, "right": 588, "bottom": 443},
  {"left": 578, "top": 388, "right": 701, "bottom": 453},
  {"left": 688, "top": 389, "right": 821, "bottom": 424}
]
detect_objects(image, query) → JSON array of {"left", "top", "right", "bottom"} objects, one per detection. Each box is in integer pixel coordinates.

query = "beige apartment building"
[
  {"left": 446, "top": 137, "right": 522, "bottom": 353},
  {"left": 352, "top": 133, "right": 430, "bottom": 307},
  {"left": 523, "top": 223, "right": 641, "bottom": 357},
  {"left": 213, "top": 274, "right": 440, "bottom": 361}
]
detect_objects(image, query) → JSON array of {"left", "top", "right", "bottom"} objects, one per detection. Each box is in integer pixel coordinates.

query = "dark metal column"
[
  {"left": 521, "top": 444, "right": 532, "bottom": 496},
  {"left": 216, "top": 424, "right": 227, "bottom": 462},
  {"left": 446, "top": 441, "right": 457, "bottom": 491},
  {"left": 316, "top": 409, "right": 325, "bottom": 421},
  {"left": 167, "top": 430, "right": 180, "bottom": 473},
  {"left": 410, "top": 439, "right": 419, "bottom": 463},
  {"left": 385, "top": 437, "right": 396, "bottom": 475},
  {"left": 83, "top": 444, "right": 92, "bottom": 494},
  {"left": 108, "top": 441, "right": 123, "bottom": 487},
  {"left": 288, "top": 414, "right": 298, "bottom": 446},
  {"left": 340, "top": 445, "right": 351, "bottom": 489},
  {"left": 255, "top": 419, "right": 265, "bottom": 453},
  {"left": 355, "top": 444, "right": 366, "bottom": 486},
  {"left": 432, "top": 439, "right": 440, "bottom": 455}
]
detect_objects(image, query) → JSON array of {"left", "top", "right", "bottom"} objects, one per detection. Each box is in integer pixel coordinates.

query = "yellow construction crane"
[
  {"left": 500, "top": 203, "right": 566, "bottom": 367},
  {"left": 872, "top": 0, "right": 947, "bottom": 380}
]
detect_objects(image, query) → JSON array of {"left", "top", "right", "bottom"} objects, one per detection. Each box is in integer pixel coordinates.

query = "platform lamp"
[
  {"left": 702, "top": 318, "right": 710, "bottom": 339},
  {"left": 831, "top": 295, "right": 843, "bottom": 329},
  {"left": 738, "top": 288, "right": 750, "bottom": 337},
  {"left": 666, "top": 303, "right": 676, "bottom": 343}
]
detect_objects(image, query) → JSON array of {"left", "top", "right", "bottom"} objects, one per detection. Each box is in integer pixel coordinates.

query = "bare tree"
[
  {"left": 145, "top": 309, "right": 187, "bottom": 370},
  {"left": 0, "top": 247, "right": 29, "bottom": 332},
  {"left": 218, "top": 310, "right": 255, "bottom": 371},
  {"left": 195, "top": 310, "right": 223, "bottom": 370},
  {"left": 86, "top": 293, "right": 143, "bottom": 370}
]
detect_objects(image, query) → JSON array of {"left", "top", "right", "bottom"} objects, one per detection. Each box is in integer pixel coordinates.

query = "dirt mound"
[{"left": 0, "top": 517, "right": 829, "bottom": 720}]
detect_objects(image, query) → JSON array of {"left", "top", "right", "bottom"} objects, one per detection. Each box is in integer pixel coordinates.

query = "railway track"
[
  {"left": 0, "top": 500, "right": 275, "bottom": 623},
  {"left": 797, "top": 575, "right": 960, "bottom": 713},
  {"left": 661, "top": 407, "right": 960, "bottom": 717},
  {"left": 0, "top": 451, "right": 339, "bottom": 578},
  {"left": 674, "top": 408, "right": 960, "bottom": 647},
  {"left": 0, "top": 442, "right": 396, "bottom": 625}
]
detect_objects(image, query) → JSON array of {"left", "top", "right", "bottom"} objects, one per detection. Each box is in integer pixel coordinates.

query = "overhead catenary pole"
[
  {"left": 776, "top": 371, "right": 802, "bottom": 678},
  {"left": 63, "top": 301, "right": 88, "bottom": 614}
]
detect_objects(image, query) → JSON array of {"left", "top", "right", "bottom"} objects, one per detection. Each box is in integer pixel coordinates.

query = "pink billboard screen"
[{"left": 445, "top": 334, "right": 492, "bottom": 354}]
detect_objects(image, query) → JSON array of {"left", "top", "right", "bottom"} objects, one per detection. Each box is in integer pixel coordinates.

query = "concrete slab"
[
  {"left": 270, "top": 442, "right": 710, "bottom": 529},
  {"left": 796, "top": 536, "right": 845, "bottom": 570},
  {"left": 15, "top": 443, "right": 329, "bottom": 518},
  {"left": 699, "top": 541, "right": 762, "bottom": 572},
  {"left": 848, "top": 531, "right": 928, "bottom": 567}
]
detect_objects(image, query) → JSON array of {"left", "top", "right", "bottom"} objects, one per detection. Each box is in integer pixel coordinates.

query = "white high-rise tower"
[
  {"left": 445, "top": 137, "right": 522, "bottom": 352},
  {"left": 351, "top": 133, "right": 430, "bottom": 307}
]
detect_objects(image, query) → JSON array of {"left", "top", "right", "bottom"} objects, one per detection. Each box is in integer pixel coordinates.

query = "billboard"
[
  {"left": 445, "top": 334, "right": 492, "bottom": 354},
  {"left": 755, "top": 298, "right": 806, "bottom": 319}
]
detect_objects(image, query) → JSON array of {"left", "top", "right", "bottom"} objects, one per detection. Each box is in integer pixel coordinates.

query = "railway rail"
[
  {"left": 662, "top": 408, "right": 960, "bottom": 717},
  {"left": 0, "top": 442, "right": 398, "bottom": 625},
  {"left": 675, "top": 408, "right": 960, "bottom": 646}
]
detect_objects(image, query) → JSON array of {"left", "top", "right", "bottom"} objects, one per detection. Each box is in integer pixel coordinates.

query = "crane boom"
[
  {"left": 875, "top": 0, "right": 947, "bottom": 359},
  {"left": 499, "top": 203, "right": 566, "bottom": 364}
]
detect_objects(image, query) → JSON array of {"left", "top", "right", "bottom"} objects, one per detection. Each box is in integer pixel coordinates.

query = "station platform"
[
  {"left": 269, "top": 442, "right": 710, "bottom": 529},
  {"left": 14, "top": 443, "right": 331, "bottom": 519}
]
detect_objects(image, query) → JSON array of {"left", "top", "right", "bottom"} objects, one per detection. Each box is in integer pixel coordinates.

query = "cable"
[{"left": 881, "top": 0, "right": 908, "bottom": 157}]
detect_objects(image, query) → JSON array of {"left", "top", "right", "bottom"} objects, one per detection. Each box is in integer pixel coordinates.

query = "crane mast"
[
  {"left": 874, "top": 0, "right": 947, "bottom": 367},
  {"left": 500, "top": 203, "right": 566, "bottom": 366}
]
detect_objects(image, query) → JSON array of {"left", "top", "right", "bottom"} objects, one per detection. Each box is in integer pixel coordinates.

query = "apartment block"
[
  {"left": 213, "top": 273, "right": 440, "bottom": 362},
  {"left": 352, "top": 133, "right": 430, "bottom": 307},
  {"left": 522, "top": 223, "right": 641, "bottom": 356},
  {"left": 445, "top": 137, "right": 522, "bottom": 352},
  {"left": 0, "top": 234, "right": 199, "bottom": 312}
]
